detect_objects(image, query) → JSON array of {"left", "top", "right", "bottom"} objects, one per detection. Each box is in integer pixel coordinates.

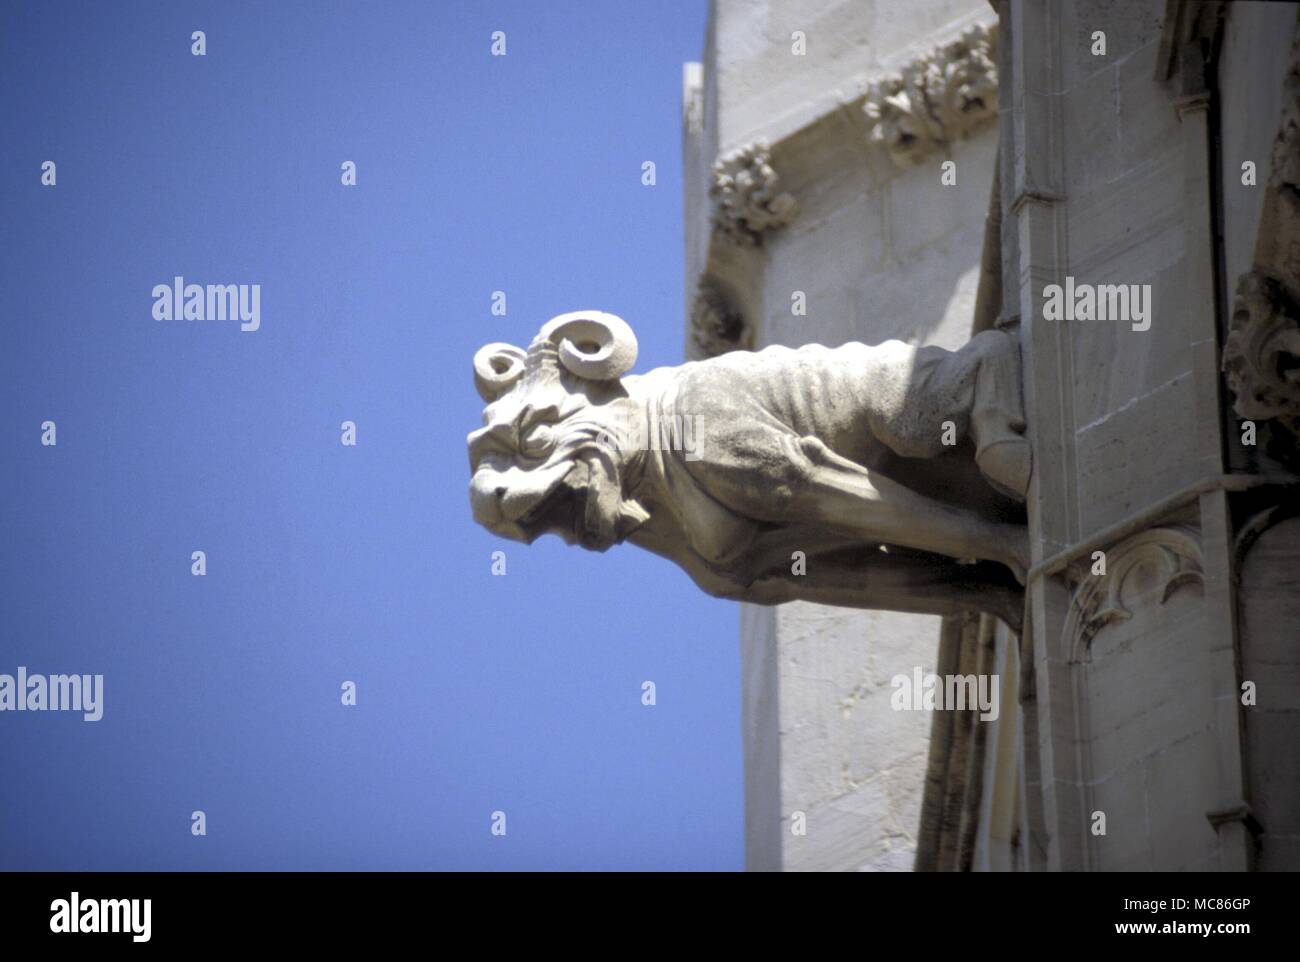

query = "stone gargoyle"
[{"left": 468, "top": 311, "right": 1032, "bottom": 629}]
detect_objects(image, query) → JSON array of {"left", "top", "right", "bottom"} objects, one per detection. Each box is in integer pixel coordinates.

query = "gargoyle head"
[{"left": 468, "top": 311, "right": 650, "bottom": 551}]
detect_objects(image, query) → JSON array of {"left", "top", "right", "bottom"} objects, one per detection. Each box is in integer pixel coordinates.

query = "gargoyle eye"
[{"left": 521, "top": 422, "right": 555, "bottom": 455}]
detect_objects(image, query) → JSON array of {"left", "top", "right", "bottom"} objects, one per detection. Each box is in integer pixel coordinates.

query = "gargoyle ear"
[
  {"left": 474, "top": 343, "right": 527, "bottom": 402},
  {"left": 537, "top": 310, "right": 638, "bottom": 381}
]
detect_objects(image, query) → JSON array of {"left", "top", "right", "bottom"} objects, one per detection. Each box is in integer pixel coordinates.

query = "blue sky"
[{"left": 0, "top": 0, "right": 741, "bottom": 870}]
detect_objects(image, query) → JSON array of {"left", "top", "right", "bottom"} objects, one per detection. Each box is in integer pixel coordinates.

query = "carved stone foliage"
[
  {"left": 1063, "top": 526, "right": 1205, "bottom": 655},
  {"left": 470, "top": 312, "right": 1033, "bottom": 629},
  {"left": 709, "top": 141, "right": 797, "bottom": 244},
  {"left": 689, "top": 284, "right": 750, "bottom": 358},
  {"left": 1223, "top": 272, "right": 1300, "bottom": 436},
  {"left": 863, "top": 23, "right": 999, "bottom": 167}
]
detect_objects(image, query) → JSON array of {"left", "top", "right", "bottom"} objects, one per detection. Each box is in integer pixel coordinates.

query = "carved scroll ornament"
[{"left": 1062, "top": 526, "right": 1205, "bottom": 655}]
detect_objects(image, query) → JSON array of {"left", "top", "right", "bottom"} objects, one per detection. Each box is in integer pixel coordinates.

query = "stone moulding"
[
  {"left": 1063, "top": 525, "right": 1205, "bottom": 656},
  {"left": 863, "top": 22, "right": 999, "bottom": 167},
  {"left": 689, "top": 282, "right": 751, "bottom": 359},
  {"left": 708, "top": 140, "right": 798, "bottom": 244}
]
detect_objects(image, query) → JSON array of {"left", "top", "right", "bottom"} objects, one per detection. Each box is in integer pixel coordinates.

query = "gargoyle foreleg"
[
  {"left": 967, "top": 330, "right": 1032, "bottom": 500},
  {"left": 867, "top": 330, "right": 1032, "bottom": 500},
  {"left": 791, "top": 435, "right": 1029, "bottom": 582}
]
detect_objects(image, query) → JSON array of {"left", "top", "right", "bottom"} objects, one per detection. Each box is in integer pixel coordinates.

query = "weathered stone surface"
[
  {"left": 1218, "top": 1, "right": 1298, "bottom": 297},
  {"left": 689, "top": 282, "right": 751, "bottom": 359}
]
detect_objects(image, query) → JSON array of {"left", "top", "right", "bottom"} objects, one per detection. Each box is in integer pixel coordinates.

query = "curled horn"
[
  {"left": 473, "top": 343, "right": 527, "bottom": 402},
  {"left": 537, "top": 310, "right": 638, "bottom": 381}
]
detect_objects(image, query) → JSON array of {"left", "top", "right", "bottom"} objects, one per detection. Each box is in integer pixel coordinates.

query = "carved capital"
[
  {"left": 863, "top": 22, "right": 999, "bottom": 166},
  {"left": 1063, "top": 526, "right": 1204, "bottom": 655},
  {"left": 709, "top": 141, "right": 797, "bottom": 245},
  {"left": 1222, "top": 271, "right": 1300, "bottom": 436},
  {"left": 689, "top": 284, "right": 750, "bottom": 358}
]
